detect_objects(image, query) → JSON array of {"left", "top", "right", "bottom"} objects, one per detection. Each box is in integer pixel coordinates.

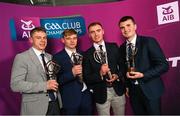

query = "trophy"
[
  {"left": 127, "top": 46, "right": 138, "bottom": 76},
  {"left": 46, "top": 60, "right": 61, "bottom": 80},
  {"left": 93, "top": 50, "right": 112, "bottom": 80},
  {"left": 71, "top": 52, "right": 83, "bottom": 82}
]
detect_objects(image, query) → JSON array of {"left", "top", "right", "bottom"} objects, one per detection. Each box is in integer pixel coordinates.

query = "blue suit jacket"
[
  {"left": 119, "top": 35, "right": 169, "bottom": 99},
  {"left": 53, "top": 49, "right": 85, "bottom": 108}
]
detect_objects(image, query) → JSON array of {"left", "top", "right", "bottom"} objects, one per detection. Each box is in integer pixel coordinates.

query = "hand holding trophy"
[
  {"left": 127, "top": 44, "right": 138, "bottom": 76},
  {"left": 46, "top": 60, "right": 61, "bottom": 100},
  {"left": 46, "top": 60, "right": 61, "bottom": 80},
  {"left": 71, "top": 52, "right": 83, "bottom": 83},
  {"left": 93, "top": 50, "right": 112, "bottom": 81}
]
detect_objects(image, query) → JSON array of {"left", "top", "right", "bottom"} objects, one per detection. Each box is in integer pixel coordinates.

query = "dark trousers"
[
  {"left": 46, "top": 99, "right": 61, "bottom": 115},
  {"left": 63, "top": 90, "right": 92, "bottom": 115},
  {"left": 129, "top": 85, "right": 161, "bottom": 115}
]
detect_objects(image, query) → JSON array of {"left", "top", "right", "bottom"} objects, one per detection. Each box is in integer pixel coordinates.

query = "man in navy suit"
[
  {"left": 118, "top": 16, "right": 169, "bottom": 114},
  {"left": 53, "top": 29, "right": 92, "bottom": 115},
  {"left": 83, "top": 22, "right": 125, "bottom": 115}
]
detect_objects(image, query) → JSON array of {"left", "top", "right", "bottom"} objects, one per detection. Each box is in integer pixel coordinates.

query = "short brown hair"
[
  {"left": 62, "top": 29, "right": 77, "bottom": 37},
  {"left": 118, "top": 16, "right": 136, "bottom": 26},
  {"left": 88, "top": 22, "right": 103, "bottom": 31},
  {"left": 30, "top": 27, "right": 46, "bottom": 37}
]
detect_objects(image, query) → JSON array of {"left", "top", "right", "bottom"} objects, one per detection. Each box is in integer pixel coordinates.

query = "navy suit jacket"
[
  {"left": 83, "top": 42, "right": 125, "bottom": 104},
  {"left": 119, "top": 35, "right": 169, "bottom": 99},
  {"left": 53, "top": 49, "right": 86, "bottom": 108}
]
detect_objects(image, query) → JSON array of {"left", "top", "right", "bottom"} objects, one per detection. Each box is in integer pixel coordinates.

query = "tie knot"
[
  {"left": 99, "top": 45, "right": 103, "bottom": 51},
  {"left": 71, "top": 52, "right": 76, "bottom": 57},
  {"left": 128, "top": 43, "right": 132, "bottom": 47},
  {"left": 40, "top": 53, "right": 45, "bottom": 57}
]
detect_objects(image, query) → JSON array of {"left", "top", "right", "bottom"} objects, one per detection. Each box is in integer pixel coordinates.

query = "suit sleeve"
[
  {"left": 113, "top": 43, "right": 124, "bottom": 79},
  {"left": 142, "top": 38, "right": 169, "bottom": 82},
  {"left": 82, "top": 52, "right": 104, "bottom": 86},
  {"left": 118, "top": 44, "right": 130, "bottom": 87},
  {"left": 53, "top": 54, "right": 76, "bottom": 86},
  {"left": 10, "top": 54, "right": 47, "bottom": 93}
]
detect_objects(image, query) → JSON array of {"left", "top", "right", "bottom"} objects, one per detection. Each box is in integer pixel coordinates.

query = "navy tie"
[
  {"left": 127, "top": 43, "right": 132, "bottom": 59},
  {"left": 99, "top": 45, "right": 103, "bottom": 51},
  {"left": 40, "top": 53, "right": 56, "bottom": 101}
]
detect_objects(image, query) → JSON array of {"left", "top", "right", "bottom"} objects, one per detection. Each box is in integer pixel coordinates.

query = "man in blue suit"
[
  {"left": 53, "top": 29, "right": 92, "bottom": 115},
  {"left": 118, "top": 16, "right": 169, "bottom": 114}
]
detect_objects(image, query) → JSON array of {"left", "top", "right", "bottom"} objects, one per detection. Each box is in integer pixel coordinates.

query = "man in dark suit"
[
  {"left": 83, "top": 22, "right": 125, "bottom": 115},
  {"left": 118, "top": 16, "right": 169, "bottom": 114},
  {"left": 11, "top": 27, "right": 62, "bottom": 115},
  {"left": 53, "top": 29, "right": 92, "bottom": 115}
]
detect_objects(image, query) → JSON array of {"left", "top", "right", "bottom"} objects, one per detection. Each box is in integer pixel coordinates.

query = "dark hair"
[
  {"left": 118, "top": 16, "right": 136, "bottom": 26},
  {"left": 62, "top": 29, "right": 77, "bottom": 37},
  {"left": 88, "top": 22, "right": 103, "bottom": 31},
  {"left": 30, "top": 27, "right": 46, "bottom": 37}
]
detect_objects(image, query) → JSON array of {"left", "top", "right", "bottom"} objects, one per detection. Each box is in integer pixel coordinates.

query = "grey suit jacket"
[{"left": 11, "top": 48, "right": 62, "bottom": 115}]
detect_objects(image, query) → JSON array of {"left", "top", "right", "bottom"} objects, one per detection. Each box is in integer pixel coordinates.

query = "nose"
[
  {"left": 124, "top": 27, "right": 128, "bottom": 32},
  {"left": 94, "top": 32, "right": 98, "bottom": 36}
]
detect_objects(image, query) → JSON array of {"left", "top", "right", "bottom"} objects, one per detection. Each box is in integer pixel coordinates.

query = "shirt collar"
[
  {"left": 32, "top": 47, "right": 45, "bottom": 56},
  {"left": 93, "top": 40, "right": 105, "bottom": 51},
  {"left": 126, "top": 34, "right": 137, "bottom": 46},
  {"left": 65, "top": 47, "right": 76, "bottom": 57}
]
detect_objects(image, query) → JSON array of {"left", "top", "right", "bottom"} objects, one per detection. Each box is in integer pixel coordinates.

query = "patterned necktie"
[
  {"left": 40, "top": 53, "right": 56, "bottom": 101},
  {"left": 127, "top": 43, "right": 133, "bottom": 60},
  {"left": 40, "top": 54, "right": 48, "bottom": 73},
  {"left": 72, "top": 52, "right": 78, "bottom": 65},
  {"left": 99, "top": 45, "right": 106, "bottom": 64}
]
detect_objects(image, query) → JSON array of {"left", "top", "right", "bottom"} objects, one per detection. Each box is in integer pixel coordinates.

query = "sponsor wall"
[{"left": 0, "top": 0, "right": 180, "bottom": 114}]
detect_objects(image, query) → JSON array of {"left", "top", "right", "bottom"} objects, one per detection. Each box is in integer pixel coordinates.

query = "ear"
[
  {"left": 134, "top": 24, "right": 137, "bottom": 31},
  {"left": 29, "top": 37, "right": 33, "bottom": 44},
  {"left": 61, "top": 38, "right": 65, "bottom": 43},
  {"left": 88, "top": 33, "right": 91, "bottom": 38},
  {"left": 102, "top": 29, "right": 104, "bottom": 35}
]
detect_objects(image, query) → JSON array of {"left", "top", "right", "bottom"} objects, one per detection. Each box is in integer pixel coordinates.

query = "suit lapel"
[
  {"left": 135, "top": 36, "right": 141, "bottom": 69},
  {"left": 28, "top": 48, "right": 47, "bottom": 80},
  {"left": 62, "top": 49, "right": 73, "bottom": 67},
  {"left": 89, "top": 46, "right": 101, "bottom": 67},
  {"left": 105, "top": 43, "right": 111, "bottom": 64}
]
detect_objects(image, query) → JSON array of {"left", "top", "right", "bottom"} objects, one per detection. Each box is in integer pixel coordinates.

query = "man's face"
[
  {"left": 119, "top": 19, "right": 137, "bottom": 41},
  {"left": 62, "top": 34, "right": 78, "bottom": 49},
  {"left": 30, "top": 31, "right": 47, "bottom": 51},
  {"left": 88, "top": 24, "right": 104, "bottom": 44}
]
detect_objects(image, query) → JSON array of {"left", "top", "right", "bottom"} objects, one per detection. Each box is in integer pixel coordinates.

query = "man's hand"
[
  {"left": 125, "top": 88, "right": 129, "bottom": 97},
  {"left": 47, "top": 80, "right": 59, "bottom": 91},
  {"left": 100, "top": 64, "right": 110, "bottom": 76},
  {"left": 72, "top": 65, "right": 82, "bottom": 77},
  {"left": 126, "top": 71, "right": 144, "bottom": 79},
  {"left": 106, "top": 74, "right": 118, "bottom": 83}
]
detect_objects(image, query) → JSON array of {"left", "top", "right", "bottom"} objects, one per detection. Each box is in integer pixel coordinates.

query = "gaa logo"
[
  {"left": 157, "top": 1, "right": 179, "bottom": 25},
  {"left": 40, "top": 16, "right": 86, "bottom": 39}
]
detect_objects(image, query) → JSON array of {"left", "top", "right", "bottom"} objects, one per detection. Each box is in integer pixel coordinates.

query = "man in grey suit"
[{"left": 10, "top": 27, "right": 62, "bottom": 115}]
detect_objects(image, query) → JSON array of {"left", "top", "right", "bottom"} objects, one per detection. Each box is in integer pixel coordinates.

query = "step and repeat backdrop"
[{"left": 0, "top": 0, "right": 180, "bottom": 114}]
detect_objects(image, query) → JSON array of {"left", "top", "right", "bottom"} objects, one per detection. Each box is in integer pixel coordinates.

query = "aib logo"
[
  {"left": 10, "top": 17, "right": 40, "bottom": 41},
  {"left": 157, "top": 1, "right": 179, "bottom": 25},
  {"left": 20, "top": 19, "right": 35, "bottom": 39}
]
